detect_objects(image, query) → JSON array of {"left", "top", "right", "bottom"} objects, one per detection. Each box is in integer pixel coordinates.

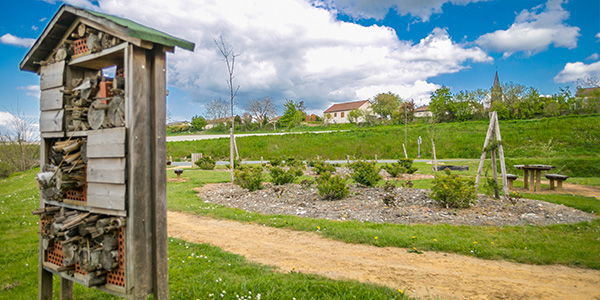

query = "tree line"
[{"left": 429, "top": 83, "right": 600, "bottom": 123}]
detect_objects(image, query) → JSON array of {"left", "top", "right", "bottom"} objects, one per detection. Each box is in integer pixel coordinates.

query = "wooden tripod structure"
[{"left": 475, "top": 111, "right": 509, "bottom": 200}]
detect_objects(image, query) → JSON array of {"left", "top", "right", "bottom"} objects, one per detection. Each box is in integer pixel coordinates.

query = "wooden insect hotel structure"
[{"left": 20, "top": 5, "right": 194, "bottom": 299}]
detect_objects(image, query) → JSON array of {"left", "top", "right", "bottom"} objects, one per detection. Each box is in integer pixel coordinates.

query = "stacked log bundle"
[
  {"left": 33, "top": 206, "right": 125, "bottom": 287},
  {"left": 38, "top": 138, "right": 88, "bottom": 202}
]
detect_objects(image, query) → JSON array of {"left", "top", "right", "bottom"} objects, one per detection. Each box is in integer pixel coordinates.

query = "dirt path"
[{"left": 167, "top": 211, "right": 600, "bottom": 300}]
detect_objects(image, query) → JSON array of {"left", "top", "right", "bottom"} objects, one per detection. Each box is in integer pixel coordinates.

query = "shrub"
[
  {"left": 224, "top": 159, "right": 242, "bottom": 169},
  {"left": 382, "top": 164, "right": 407, "bottom": 177},
  {"left": 194, "top": 156, "right": 216, "bottom": 170},
  {"left": 429, "top": 169, "right": 477, "bottom": 208},
  {"left": 269, "top": 166, "right": 303, "bottom": 185},
  {"left": 397, "top": 158, "right": 417, "bottom": 174},
  {"left": 316, "top": 172, "right": 349, "bottom": 200},
  {"left": 383, "top": 159, "right": 417, "bottom": 177},
  {"left": 234, "top": 166, "right": 263, "bottom": 191},
  {"left": 308, "top": 159, "right": 336, "bottom": 175},
  {"left": 269, "top": 156, "right": 284, "bottom": 167},
  {"left": 349, "top": 160, "right": 382, "bottom": 187}
]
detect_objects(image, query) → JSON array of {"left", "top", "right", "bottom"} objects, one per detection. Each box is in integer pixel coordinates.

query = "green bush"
[
  {"left": 308, "top": 159, "right": 336, "bottom": 175},
  {"left": 350, "top": 160, "right": 382, "bottom": 186},
  {"left": 269, "top": 166, "right": 303, "bottom": 185},
  {"left": 194, "top": 156, "right": 216, "bottom": 170},
  {"left": 383, "top": 159, "right": 418, "bottom": 177},
  {"left": 429, "top": 169, "right": 477, "bottom": 208},
  {"left": 316, "top": 172, "right": 349, "bottom": 200},
  {"left": 269, "top": 156, "right": 284, "bottom": 167},
  {"left": 0, "top": 162, "right": 13, "bottom": 178},
  {"left": 234, "top": 166, "right": 263, "bottom": 191},
  {"left": 167, "top": 124, "right": 191, "bottom": 133},
  {"left": 397, "top": 158, "right": 417, "bottom": 174}
]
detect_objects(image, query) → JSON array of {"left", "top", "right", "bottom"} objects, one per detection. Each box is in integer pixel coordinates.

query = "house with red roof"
[{"left": 323, "top": 100, "right": 371, "bottom": 124}]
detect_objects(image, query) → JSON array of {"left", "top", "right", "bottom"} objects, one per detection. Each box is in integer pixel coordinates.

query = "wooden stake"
[
  {"left": 493, "top": 112, "right": 510, "bottom": 200},
  {"left": 431, "top": 139, "right": 438, "bottom": 174},
  {"left": 475, "top": 112, "right": 496, "bottom": 189},
  {"left": 402, "top": 144, "right": 408, "bottom": 159}
]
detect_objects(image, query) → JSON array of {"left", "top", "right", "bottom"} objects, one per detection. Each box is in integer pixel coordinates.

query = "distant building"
[
  {"left": 490, "top": 71, "right": 503, "bottom": 106},
  {"left": 413, "top": 105, "right": 432, "bottom": 118},
  {"left": 323, "top": 100, "right": 371, "bottom": 124},
  {"left": 575, "top": 87, "right": 600, "bottom": 98}
]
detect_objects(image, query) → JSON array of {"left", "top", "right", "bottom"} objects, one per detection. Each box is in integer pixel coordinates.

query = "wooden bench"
[
  {"left": 506, "top": 174, "right": 518, "bottom": 190},
  {"left": 544, "top": 174, "right": 568, "bottom": 191}
]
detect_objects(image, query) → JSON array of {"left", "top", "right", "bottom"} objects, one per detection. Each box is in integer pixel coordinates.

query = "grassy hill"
[{"left": 167, "top": 115, "right": 600, "bottom": 177}]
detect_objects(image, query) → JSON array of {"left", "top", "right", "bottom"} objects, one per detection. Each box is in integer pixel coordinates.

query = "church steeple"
[{"left": 490, "top": 71, "right": 503, "bottom": 105}]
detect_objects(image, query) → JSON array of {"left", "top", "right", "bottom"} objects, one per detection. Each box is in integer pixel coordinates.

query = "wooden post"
[
  {"left": 492, "top": 112, "right": 509, "bottom": 199},
  {"left": 260, "top": 156, "right": 263, "bottom": 164},
  {"left": 491, "top": 148, "right": 499, "bottom": 198},
  {"left": 233, "top": 136, "right": 239, "bottom": 160},
  {"left": 523, "top": 169, "right": 529, "bottom": 190},
  {"left": 374, "top": 154, "right": 377, "bottom": 162},
  {"left": 347, "top": 155, "right": 350, "bottom": 164},
  {"left": 529, "top": 171, "right": 535, "bottom": 191},
  {"left": 151, "top": 46, "right": 169, "bottom": 300},
  {"left": 60, "top": 278, "right": 73, "bottom": 300},
  {"left": 535, "top": 170, "right": 542, "bottom": 191},
  {"left": 475, "top": 112, "right": 496, "bottom": 189},
  {"left": 431, "top": 139, "right": 438, "bottom": 174},
  {"left": 402, "top": 144, "right": 408, "bottom": 159}
]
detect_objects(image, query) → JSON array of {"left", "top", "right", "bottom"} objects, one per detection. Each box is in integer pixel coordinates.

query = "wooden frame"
[{"left": 34, "top": 30, "right": 169, "bottom": 300}]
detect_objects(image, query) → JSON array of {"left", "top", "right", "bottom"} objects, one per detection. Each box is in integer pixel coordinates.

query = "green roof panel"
[{"left": 87, "top": 10, "right": 195, "bottom": 51}]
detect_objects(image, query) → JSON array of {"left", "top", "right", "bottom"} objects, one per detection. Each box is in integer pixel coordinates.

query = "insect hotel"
[{"left": 20, "top": 5, "right": 194, "bottom": 299}]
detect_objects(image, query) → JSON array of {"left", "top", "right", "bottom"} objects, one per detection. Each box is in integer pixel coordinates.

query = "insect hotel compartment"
[{"left": 34, "top": 206, "right": 126, "bottom": 288}]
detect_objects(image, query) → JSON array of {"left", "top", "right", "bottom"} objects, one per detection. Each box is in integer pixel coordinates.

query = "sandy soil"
[{"left": 168, "top": 211, "right": 600, "bottom": 300}]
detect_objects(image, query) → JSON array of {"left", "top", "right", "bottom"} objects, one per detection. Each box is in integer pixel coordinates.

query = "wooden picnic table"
[{"left": 514, "top": 165, "right": 555, "bottom": 192}]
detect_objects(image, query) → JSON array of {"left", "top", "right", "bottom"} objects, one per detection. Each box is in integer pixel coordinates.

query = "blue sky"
[{"left": 1, "top": 0, "right": 599, "bottom": 126}]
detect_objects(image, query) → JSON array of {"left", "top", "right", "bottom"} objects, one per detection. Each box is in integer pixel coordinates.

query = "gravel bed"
[{"left": 196, "top": 182, "right": 597, "bottom": 226}]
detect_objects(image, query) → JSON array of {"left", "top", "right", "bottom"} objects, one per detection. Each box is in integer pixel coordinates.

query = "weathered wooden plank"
[
  {"left": 87, "top": 158, "right": 125, "bottom": 184},
  {"left": 152, "top": 46, "right": 168, "bottom": 300},
  {"left": 125, "top": 44, "right": 152, "bottom": 296},
  {"left": 87, "top": 127, "right": 126, "bottom": 158},
  {"left": 40, "top": 60, "right": 65, "bottom": 90},
  {"left": 87, "top": 182, "right": 125, "bottom": 211},
  {"left": 40, "top": 87, "right": 63, "bottom": 111},
  {"left": 40, "top": 109, "right": 63, "bottom": 132}
]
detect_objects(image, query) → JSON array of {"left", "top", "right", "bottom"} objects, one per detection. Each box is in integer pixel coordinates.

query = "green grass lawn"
[
  {"left": 0, "top": 169, "right": 411, "bottom": 299},
  {"left": 168, "top": 168, "right": 600, "bottom": 270}
]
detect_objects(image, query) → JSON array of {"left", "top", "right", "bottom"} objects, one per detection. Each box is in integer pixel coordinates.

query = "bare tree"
[
  {"left": 204, "top": 98, "right": 229, "bottom": 121},
  {"left": 215, "top": 36, "right": 240, "bottom": 182},
  {"left": 0, "top": 108, "right": 39, "bottom": 176},
  {"left": 245, "top": 96, "right": 276, "bottom": 127}
]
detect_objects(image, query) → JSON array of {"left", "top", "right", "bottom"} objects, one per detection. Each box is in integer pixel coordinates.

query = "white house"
[
  {"left": 323, "top": 100, "right": 371, "bottom": 124},
  {"left": 413, "top": 105, "right": 433, "bottom": 118}
]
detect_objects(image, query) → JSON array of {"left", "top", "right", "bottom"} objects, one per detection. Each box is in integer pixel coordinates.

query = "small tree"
[
  {"left": 0, "top": 109, "right": 38, "bottom": 176},
  {"left": 190, "top": 115, "right": 207, "bottom": 131},
  {"left": 245, "top": 96, "right": 276, "bottom": 128},
  {"left": 215, "top": 36, "right": 240, "bottom": 183},
  {"left": 347, "top": 109, "right": 363, "bottom": 124},
  {"left": 372, "top": 92, "right": 400, "bottom": 120},
  {"left": 279, "top": 99, "right": 305, "bottom": 129}
]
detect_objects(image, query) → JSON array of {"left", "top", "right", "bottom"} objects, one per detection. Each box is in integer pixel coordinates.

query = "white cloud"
[
  {"left": 68, "top": 0, "right": 491, "bottom": 112},
  {"left": 313, "top": 0, "right": 487, "bottom": 22},
  {"left": 0, "top": 33, "right": 35, "bottom": 48},
  {"left": 554, "top": 61, "right": 600, "bottom": 83},
  {"left": 587, "top": 53, "right": 599, "bottom": 61},
  {"left": 17, "top": 85, "right": 41, "bottom": 99},
  {"left": 0, "top": 111, "right": 16, "bottom": 127},
  {"left": 476, "top": 0, "right": 579, "bottom": 57},
  {"left": 597, "top": 33, "right": 600, "bottom": 41}
]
